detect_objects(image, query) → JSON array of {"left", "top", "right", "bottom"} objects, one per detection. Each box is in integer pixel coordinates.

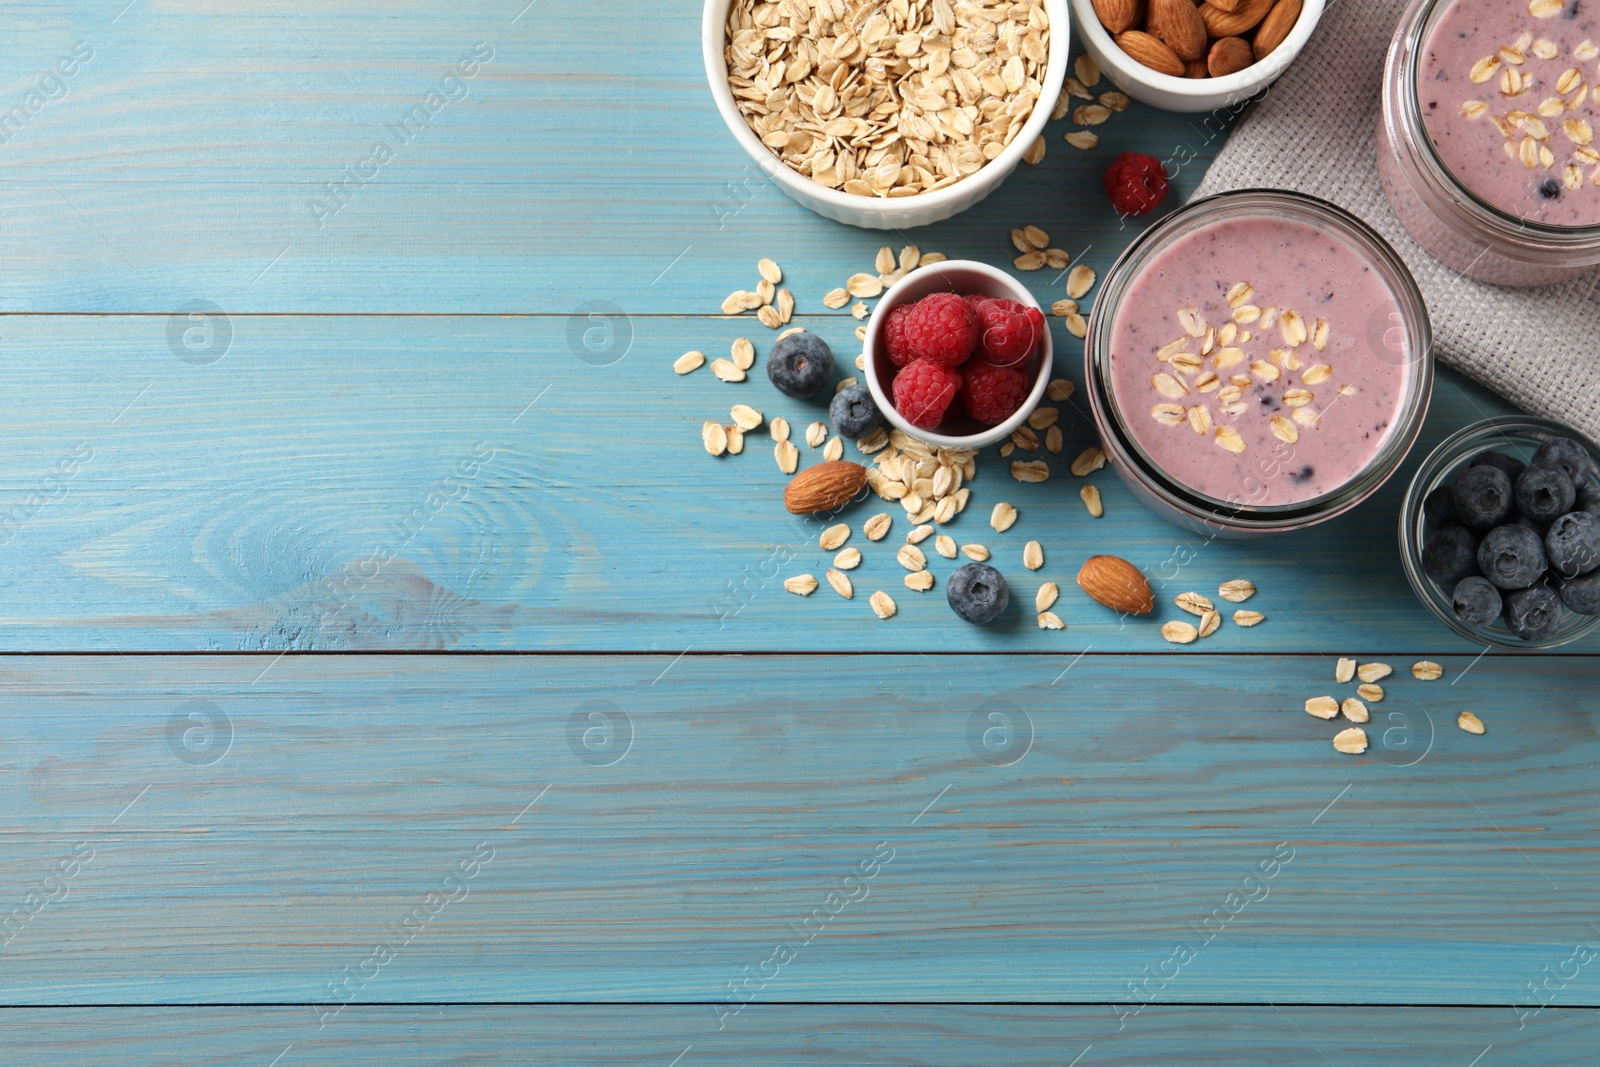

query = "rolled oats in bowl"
[{"left": 724, "top": 0, "right": 1051, "bottom": 198}]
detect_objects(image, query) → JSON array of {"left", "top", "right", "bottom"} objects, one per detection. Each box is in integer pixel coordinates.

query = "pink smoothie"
[
  {"left": 1418, "top": 0, "right": 1600, "bottom": 226},
  {"left": 1109, "top": 216, "right": 1411, "bottom": 508}
]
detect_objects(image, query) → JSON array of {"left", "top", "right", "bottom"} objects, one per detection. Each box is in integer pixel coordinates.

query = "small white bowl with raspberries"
[{"left": 863, "top": 260, "right": 1053, "bottom": 449}]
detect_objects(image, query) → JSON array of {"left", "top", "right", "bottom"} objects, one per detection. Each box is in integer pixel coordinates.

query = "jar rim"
[
  {"left": 1085, "top": 189, "right": 1434, "bottom": 527},
  {"left": 1392, "top": 0, "right": 1600, "bottom": 241}
]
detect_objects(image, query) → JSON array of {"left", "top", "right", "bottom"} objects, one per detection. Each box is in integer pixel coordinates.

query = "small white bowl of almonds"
[
  {"left": 1070, "top": 0, "right": 1322, "bottom": 113},
  {"left": 705, "top": 0, "right": 1070, "bottom": 229}
]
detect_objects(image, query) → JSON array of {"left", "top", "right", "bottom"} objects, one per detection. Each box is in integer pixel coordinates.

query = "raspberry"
[
  {"left": 962, "top": 359, "right": 1030, "bottom": 425},
  {"left": 882, "top": 303, "right": 917, "bottom": 368},
  {"left": 892, "top": 358, "right": 962, "bottom": 430},
  {"left": 901, "top": 292, "right": 979, "bottom": 366},
  {"left": 973, "top": 298, "right": 1045, "bottom": 367},
  {"left": 1103, "top": 152, "right": 1169, "bottom": 217}
]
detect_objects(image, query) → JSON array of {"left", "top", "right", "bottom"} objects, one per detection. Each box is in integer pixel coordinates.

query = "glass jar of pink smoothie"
[
  {"left": 1379, "top": 0, "right": 1600, "bottom": 285},
  {"left": 1086, "top": 190, "right": 1433, "bottom": 537}
]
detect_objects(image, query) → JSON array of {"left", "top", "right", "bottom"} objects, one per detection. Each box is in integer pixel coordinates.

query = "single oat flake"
[
  {"left": 1197, "top": 609, "right": 1221, "bottom": 638},
  {"left": 1233, "top": 609, "right": 1264, "bottom": 627},
  {"left": 819, "top": 523, "right": 851, "bottom": 551},
  {"left": 864, "top": 513, "right": 892, "bottom": 541},
  {"left": 784, "top": 574, "right": 818, "bottom": 596},
  {"left": 1218, "top": 579, "right": 1256, "bottom": 603},
  {"left": 1162, "top": 620, "right": 1199, "bottom": 644},
  {"left": 991, "top": 502, "right": 1019, "bottom": 532},
  {"left": 1356, "top": 683, "right": 1385, "bottom": 702},
  {"left": 1305, "top": 696, "right": 1339, "bottom": 720},
  {"left": 962, "top": 543, "right": 991, "bottom": 562},
  {"left": 834, "top": 547, "right": 862, "bottom": 571},
  {"left": 869, "top": 590, "right": 897, "bottom": 620},
  {"left": 674, "top": 351, "right": 706, "bottom": 375},
  {"left": 1038, "top": 611, "right": 1066, "bottom": 630},
  {"left": 1023, "top": 540, "right": 1044, "bottom": 571},
  {"left": 1036, "top": 581, "right": 1059, "bottom": 612},
  {"left": 1341, "top": 697, "right": 1370, "bottom": 723},
  {"left": 1333, "top": 727, "right": 1369, "bottom": 755},
  {"left": 1079, "top": 484, "right": 1103, "bottom": 517},
  {"left": 1336, "top": 657, "right": 1356, "bottom": 684},
  {"left": 1357, "top": 662, "right": 1393, "bottom": 684},
  {"left": 904, "top": 570, "right": 935, "bottom": 592},
  {"left": 826, "top": 568, "right": 854, "bottom": 599},
  {"left": 1458, "top": 711, "right": 1486, "bottom": 735},
  {"left": 935, "top": 534, "right": 958, "bottom": 559},
  {"left": 1175, "top": 592, "right": 1214, "bottom": 616},
  {"left": 1412, "top": 660, "right": 1444, "bottom": 681}
]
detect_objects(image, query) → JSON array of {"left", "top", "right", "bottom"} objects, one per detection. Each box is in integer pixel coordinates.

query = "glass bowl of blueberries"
[{"left": 1401, "top": 415, "right": 1600, "bottom": 650}]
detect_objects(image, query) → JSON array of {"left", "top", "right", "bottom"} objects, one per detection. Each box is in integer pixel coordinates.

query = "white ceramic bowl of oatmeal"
[{"left": 703, "top": 0, "right": 1069, "bottom": 230}]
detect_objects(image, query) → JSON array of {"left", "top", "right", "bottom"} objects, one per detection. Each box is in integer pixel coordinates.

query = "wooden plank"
[
  {"left": 0, "top": 312, "right": 1571, "bottom": 651},
  {"left": 0, "top": 654, "right": 1594, "bottom": 1005},
  {"left": 0, "top": 1005, "right": 1593, "bottom": 1066},
  {"left": 0, "top": 2, "right": 1226, "bottom": 314}
]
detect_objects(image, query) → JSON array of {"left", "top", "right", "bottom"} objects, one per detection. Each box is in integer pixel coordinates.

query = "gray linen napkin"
[{"left": 1193, "top": 0, "right": 1600, "bottom": 442}]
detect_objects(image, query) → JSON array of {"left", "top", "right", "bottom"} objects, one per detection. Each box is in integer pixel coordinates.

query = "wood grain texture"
[
  {"left": 0, "top": 1005, "right": 1593, "bottom": 1066},
  {"left": 0, "top": 312, "right": 1572, "bottom": 651},
  {"left": 0, "top": 655, "right": 1594, "bottom": 1005}
]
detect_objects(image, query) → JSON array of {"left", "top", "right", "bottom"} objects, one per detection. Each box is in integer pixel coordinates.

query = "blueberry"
[
  {"left": 1422, "top": 525, "right": 1480, "bottom": 586},
  {"left": 1531, "top": 436, "right": 1596, "bottom": 485},
  {"left": 1452, "top": 576, "right": 1503, "bottom": 626},
  {"left": 1514, "top": 463, "right": 1576, "bottom": 523},
  {"left": 946, "top": 561, "right": 1009, "bottom": 624},
  {"left": 1422, "top": 485, "right": 1457, "bottom": 527},
  {"left": 1477, "top": 524, "right": 1548, "bottom": 589},
  {"left": 1503, "top": 584, "right": 1564, "bottom": 641},
  {"left": 1539, "top": 178, "right": 1562, "bottom": 200},
  {"left": 766, "top": 331, "right": 834, "bottom": 400},
  {"left": 828, "top": 383, "right": 882, "bottom": 439},
  {"left": 1579, "top": 484, "right": 1600, "bottom": 513},
  {"left": 1469, "top": 450, "right": 1525, "bottom": 481},
  {"left": 1559, "top": 568, "right": 1600, "bottom": 614},
  {"left": 1450, "top": 464, "right": 1513, "bottom": 529},
  {"left": 1544, "top": 510, "right": 1600, "bottom": 577}
]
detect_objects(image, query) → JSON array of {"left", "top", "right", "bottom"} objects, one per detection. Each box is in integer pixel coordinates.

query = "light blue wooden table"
[{"left": 0, "top": 2, "right": 1595, "bottom": 1063}]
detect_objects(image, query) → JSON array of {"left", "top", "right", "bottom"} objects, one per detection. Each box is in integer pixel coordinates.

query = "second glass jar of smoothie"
[
  {"left": 1086, "top": 190, "right": 1434, "bottom": 537},
  {"left": 1380, "top": 0, "right": 1600, "bottom": 285}
]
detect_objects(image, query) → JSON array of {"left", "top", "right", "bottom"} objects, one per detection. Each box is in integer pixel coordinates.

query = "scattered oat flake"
[
  {"left": 1075, "top": 54, "right": 1102, "bottom": 86},
  {"left": 725, "top": 426, "right": 744, "bottom": 454},
  {"left": 875, "top": 246, "right": 896, "bottom": 274},
  {"left": 1357, "top": 662, "right": 1392, "bottom": 684},
  {"left": 851, "top": 302, "right": 870, "bottom": 321},
  {"left": 703, "top": 421, "right": 728, "bottom": 456},
  {"left": 1065, "top": 130, "right": 1100, "bottom": 151},
  {"left": 1047, "top": 378, "right": 1075, "bottom": 402},
  {"left": 731, "top": 337, "right": 755, "bottom": 370},
  {"left": 819, "top": 524, "right": 851, "bottom": 551},
  {"left": 1305, "top": 696, "right": 1339, "bottom": 720},
  {"left": 1162, "top": 620, "right": 1198, "bottom": 644},
  {"left": 1099, "top": 90, "right": 1130, "bottom": 112},
  {"left": 847, "top": 273, "right": 884, "bottom": 298},
  {"left": 1357, "top": 683, "right": 1385, "bottom": 702},
  {"left": 869, "top": 590, "right": 897, "bottom": 619},
  {"left": 897, "top": 544, "right": 928, "bottom": 572},
  {"left": 1197, "top": 609, "right": 1221, "bottom": 638},
  {"left": 1014, "top": 251, "right": 1047, "bottom": 271},
  {"left": 711, "top": 359, "right": 746, "bottom": 383},
  {"left": 904, "top": 524, "right": 932, "bottom": 546},
  {"left": 1012, "top": 459, "right": 1050, "bottom": 483},
  {"left": 1175, "top": 592, "right": 1214, "bottom": 616},
  {"left": 1412, "top": 660, "right": 1443, "bottom": 681},
  {"left": 991, "top": 502, "right": 1018, "bottom": 532},
  {"left": 1333, "top": 727, "right": 1368, "bottom": 755},
  {"left": 864, "top": 513, "right": 892, "bottom": 541},
  {"left": 1023, "top": 540, "right": 1044, "bottom": 570},
  {"left": 933, "top": 534, "right": 956, "bottom": 559},
  {"left": 824, "top": 568, "right": 855, "bottom": 599},
  {"left": 770, "top": 417, "right": 790, "bottom": 442},
  {"left": 904, "top": 570, "right": 935, "bottom": 592},
  {"left": 730, "top": 404, "right": 763, "bottom": 431},
  {"left": 824, "top": 438, "right": 844, "bottom": 462},
  {"left": 1458, "top": 711, "right": 1485, "bottom": 735},
  {"left": 775, "top": 439, "right": 799, "bottom": 474},
  {"left": 757, "top": 305, "right": 782, "bottom": 329},
  {"left": 1529, "top": 0, "right": 1563, "bottom": 15},
  {"left": 1046, "top": 426, "right": 1064, "bottom": 454},
  {"left": 1070, "top": 447, "right": 1106, "bottom": 476},
  {"left": 1051, "top": 299, "right": 1079, "bottom": 317},
  {"left": 1066, "top": 265, "right": 1096, "bottom": 299},
  {"left": 674, "top": 351, "right": 705, "bottom": 375},
  {"left": 1023, "top": 225, "right": 1050, "bottom": 250},
  {"left": 721, "top": 291, "right": 749, "bottom": 315},
  {"left": 1341, "top": 697, "right": 1370, "bottom": 723},
  {"left": 1038, "top": 611, "right": 1066, "bottom": 630},
  {"left": 784, "top": 574, "right": 817, "bottom": 596},
  {"left": 823, "top": 288, "right": 850, "bottom": 310},
  {"left": 1073, "top": 104, "right": 1111, "bottom": 126},
  {"left": 962, "top": 543, "right": 991, "bottom": 561},
  {"left": 1036, "top": 582, "right": 1059, "bottom": 612},
  {"left": 1065, "top": 314, "right": 1088, "bottom": 338},
  {"left": 1233, "top": 609, "right": 1264, "bottom": 627},
  {"left": 1079, "top": 484, "right": 1104, "bottom": 517},
  {"left": 1218, "top": 579, "right": 1255, "bottom": 603},
  {"left": 1336, "top": 657, "right": 1356, "bottom": 684}
]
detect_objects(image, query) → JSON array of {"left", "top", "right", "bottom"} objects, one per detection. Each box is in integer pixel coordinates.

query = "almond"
[
  {"left": 1115, "top": 30, "right": 1186, "bottom": 77},
  {"left": 1076, "top": 555, "right": 1155, "bottom": 616},
  {"left": 1252, "top": 0, "right": 1302, "bottom": 59},
  {"left": 1209, "top": 0, "right": 1243, "bottom": 9},
  {"left": 1092, "top": 0, "right": 1147, "bottom": 33},
  {"left": 783, "top": 461, "right": 868, "bottom": 514},
  {"left": 1199, "top": 0, "right": 1273, "bottom": 37},
  {"left": 1208, "top": 35, "right": 1255, "bottom": 76},
  {"left": 1184, "top": 58, "right": 1210, "bottom": 78},
  {"left": 1149, "top": 0, "right": 1208, "bottom": 61}
]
